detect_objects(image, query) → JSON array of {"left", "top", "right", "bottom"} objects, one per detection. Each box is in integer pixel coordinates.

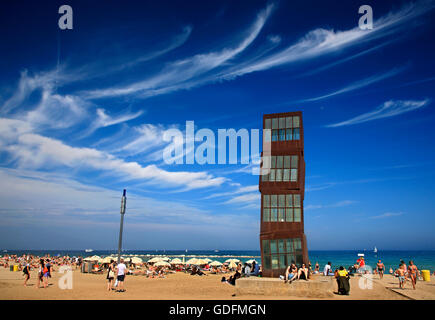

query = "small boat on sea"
[
  {"left": 85, "top": 249, "right": 93, "bottom": 253},
  {"left": 374, "top": 246, "right": 378, "bottom": 253}
]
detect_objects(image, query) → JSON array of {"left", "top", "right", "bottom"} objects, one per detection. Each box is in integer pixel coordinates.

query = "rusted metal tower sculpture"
[{"left": 259, "top": 111, "right": 308, "bottom": 277}]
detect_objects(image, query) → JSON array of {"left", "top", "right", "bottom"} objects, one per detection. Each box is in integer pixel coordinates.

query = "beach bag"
[
  {"left": 109, "top": 269, "right": 115, "bottom": 278},
  {"left": 43, "top": 266, "right": 48, "bottom": 274}
]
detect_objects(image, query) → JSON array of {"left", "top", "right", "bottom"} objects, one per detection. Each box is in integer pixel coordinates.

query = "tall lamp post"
[{"left": 117, "top": 189, "right": 126, "bottom": 264}]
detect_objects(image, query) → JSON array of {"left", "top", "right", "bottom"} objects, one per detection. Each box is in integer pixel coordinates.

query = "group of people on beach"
[
  {"left": 221, "top": 261, "right": 261, "bottom": 285},
  {"left": 393, "top": 260, "right": 419, "bottom": 290}
]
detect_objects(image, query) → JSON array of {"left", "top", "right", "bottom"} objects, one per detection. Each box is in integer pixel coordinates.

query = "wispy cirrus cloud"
[
  {"left": 300, "top": 66, "right": 406, "bottom": 102},
  {"left": 369, "top": 212, "right": 404, "bottom": 219},
  {"left": 326, "top": 99, "right": 430, "bottom": 127},
  {"left": 305, "top": 200, "right": 356, "bottom": 210},
  {"left": 224, "top": 192, "right": 261, "bottom": 205},
  {"left": 217, "top": 1, "right": 434, "bottom": 80},
  {"left": 83, "top": 3, "right": 275, "bottom": 99},
  {"left": 80, "top": 108, "right": 144, "bottom": 137},
  {"left": 78, "top": 1, "right": 434, "bottom": 102},
  {"left": 205, "top": 184, "right": 258, "bottom": 199},
  {"left": 0, "top": 118, "right": 227, "bottom": 191}
]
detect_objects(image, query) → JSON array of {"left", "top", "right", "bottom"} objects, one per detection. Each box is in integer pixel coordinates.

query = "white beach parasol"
[
  {"left": 228, "top": 261, "right": 238, "bottom": 269},
  {"left": 154, "top": 261, "right": 171, "bottom": 267},
  {"left": 209, "top": 261, "right": 223, "bottom": 267},
  {"left": 170, "top": 258, "right": 183, "bottom": 264},
  {"left": 148, "top": 257, "right": 163, "bottom": 263},
  {"left": 186, "top": 258, "right": 199, "bottom": 265},
  {"left": 225, "top": 258, "right": 240, "bottom": 263},
  {"left": 130, "top": 257, "right": 143, "bottom": 264},
  {"left": 246, "top": 259, "right": 257, "bottom": 264}
]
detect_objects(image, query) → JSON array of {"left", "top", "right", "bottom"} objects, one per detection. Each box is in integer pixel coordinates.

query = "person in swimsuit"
[
  {"left": 408, "top": 260, "right": 418, "bottom": 290},
  {"left": 376, "top": 260, "right": 385, "bottom": 280},
  {"left": 36, "top": 259, "right": 44, "bottom": 289},
  {"left": 23, "top": 263, "right": 30, "bottom": 286},
  {"left": 395, "top": 264, "right": 406, "bottom": 289}
]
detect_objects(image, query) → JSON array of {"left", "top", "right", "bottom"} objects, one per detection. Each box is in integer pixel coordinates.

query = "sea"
[{"left": 2, "top": 249, "right": 435, "bottom": 271}]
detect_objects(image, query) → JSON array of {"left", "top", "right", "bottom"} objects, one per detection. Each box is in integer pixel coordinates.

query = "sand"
[{"left": 0, "top": 267, "right": 433, "bottom": 300}]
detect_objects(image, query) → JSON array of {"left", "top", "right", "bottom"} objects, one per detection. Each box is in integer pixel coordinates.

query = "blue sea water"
[{"left": 2, "top": 249, "right": 435, "bottom": 271}]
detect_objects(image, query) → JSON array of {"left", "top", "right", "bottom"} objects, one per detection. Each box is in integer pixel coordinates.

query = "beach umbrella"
[
  {"left": 203, "top": 258, "right": 212, "bottom": 263},
  {"left": 161, "top": 257, "right": 170, "bottom": 261},
  {"left": 170, "top": 258, "right": 183, "bottom": 264},
  {"left": 130, "top": 257, "right": 143, "bottom": 264},
  {"left": 83, "top": 257, "right": 94, "bottom": 261},
  {"left": 148, "top": 257, "right": 163, "bottom": 263},
  {"left": 228, "top": 261, "right": 238, "bottom": 269},
  {"left": 225, "top": 258, "right": 240, "bottom": 263},
  {"left": 195, "top": 259, "right": 208, "bottom": 265},
  {"left": 209, "top": 261, "right": 223, "bottom": 267},
  {"left": 101, "top": 257, "right": 113, "bottom": 264},
  {"left": 186, "top": 258, "right": 199, "bottom": 265},
  {"left": 246, "top": 259, "right": 257, "bottom": 264},
  {"left": 154, "top": 261, "right": 171, "bottom": 267}
]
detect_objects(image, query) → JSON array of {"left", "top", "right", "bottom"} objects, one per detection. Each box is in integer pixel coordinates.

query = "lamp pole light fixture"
[{"left": 117, "top": 189, "right": 127, "bottom": 264}]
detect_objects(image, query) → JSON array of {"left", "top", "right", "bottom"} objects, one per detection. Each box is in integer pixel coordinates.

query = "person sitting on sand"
[
  {"left": 243, "top": 263, "right": 250, "bottom": 277},
  {"left": 395, "top": 264, "right": 406, "bottom": 289},
  {"left": 298, "top": 263, "right": 309, "bottom": 280},
  {"left": 323, "top": 262, "right": 334, "bottom": 276},
  {"left": 314, "top": 262, "right": 320, "bottom": 274},
  {"left": 284, "top": 263, "right": 298, "bottom": 283},
  {"left": 250, "top": 261, "right": 260, "bottom": 276}
]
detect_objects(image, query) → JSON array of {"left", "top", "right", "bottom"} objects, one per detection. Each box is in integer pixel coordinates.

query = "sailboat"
[{"left": 374, "top": 246, "right": 378, "bottom": 253}]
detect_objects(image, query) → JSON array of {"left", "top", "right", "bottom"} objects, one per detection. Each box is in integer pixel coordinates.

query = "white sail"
[{"left": 374, "top": 246, "right": 378, "bottom": 253}]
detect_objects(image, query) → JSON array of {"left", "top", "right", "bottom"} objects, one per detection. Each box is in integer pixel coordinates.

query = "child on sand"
[{"left": 395, "top": 264, "right": 406, "bottom": 289}]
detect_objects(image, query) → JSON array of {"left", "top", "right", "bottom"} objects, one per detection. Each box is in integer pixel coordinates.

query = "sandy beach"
[{"left": 1, "top": 267, "right": 434, "bottom": 300}]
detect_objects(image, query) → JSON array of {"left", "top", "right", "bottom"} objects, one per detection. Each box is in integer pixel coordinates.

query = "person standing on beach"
[
  {"left": 36, "top": 259, "right": 44, "bottom": 289},
  {"left": 377, "top": 260, "right": 385, "bottom": 280},
  {"left": 408, "top": 261, "right": 418, "bottom": 290},
  {"left": 395, "top": 264, "right": 406, "bottom": 289},
  {"left": 116, "top": 259, "right": 127, "bottom": 292},
  {"left": 106, "top": 260, "right": 115, "bottom": 291},
  {"left": 23, "top": 262, "right": 30, "bottom": 286}
]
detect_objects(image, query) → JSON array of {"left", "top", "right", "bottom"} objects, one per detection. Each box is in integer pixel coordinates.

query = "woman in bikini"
[{"left": 408, "top": 260, "right": 418, "bottom": 290}]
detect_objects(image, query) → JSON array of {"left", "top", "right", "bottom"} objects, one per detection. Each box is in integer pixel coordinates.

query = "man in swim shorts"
[
  {"left": 395, "top": 264, "right": 406, "bottom": 289},
  {"left": 376, "top": 260, "right": 385, "bottom": 280}
]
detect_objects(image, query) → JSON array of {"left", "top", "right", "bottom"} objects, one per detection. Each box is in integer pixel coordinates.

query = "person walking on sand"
[
  {"left": 395, "top": 264, "right": 406, "bottom": 289},
  {"left": 36, "top": 259, "right": 44, "bottom": 289},
  {"left": 23, "top": 262, "right": 30, "bottom": 286},
  {"left": 408, "top": 261, "right": 418, "bottom": 290},
  {"left": 377, "top": 260, "right": 385, "bottom": 280},
  {"left": 106, "top": 260, "right": 115, "bottom": 291},
  {"left": 116, "top": 259, "right": 127, "bottom": 292}
]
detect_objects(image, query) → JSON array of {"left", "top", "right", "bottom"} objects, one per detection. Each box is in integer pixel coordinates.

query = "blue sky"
[{"left": 0, "top": 0, "right": 434, "bottom": 250}]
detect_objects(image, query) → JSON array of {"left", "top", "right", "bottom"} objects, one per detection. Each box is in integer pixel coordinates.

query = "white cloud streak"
[
  {"left": 0, "top": 118, "right": 226, "bottom": 190},
  {"left": 301, "top": 67, "right": 406, "bottom": 102},
  {"left": 326, "top": 99, "right": 430, "bottom": 127},
  {"left": 369, "top": 212, "right": 404, "bottom": 219}
]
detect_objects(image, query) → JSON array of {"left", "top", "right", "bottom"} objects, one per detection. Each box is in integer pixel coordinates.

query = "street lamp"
[{"left": 117, "top": 189, "right": 126, "bottom": 264}]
